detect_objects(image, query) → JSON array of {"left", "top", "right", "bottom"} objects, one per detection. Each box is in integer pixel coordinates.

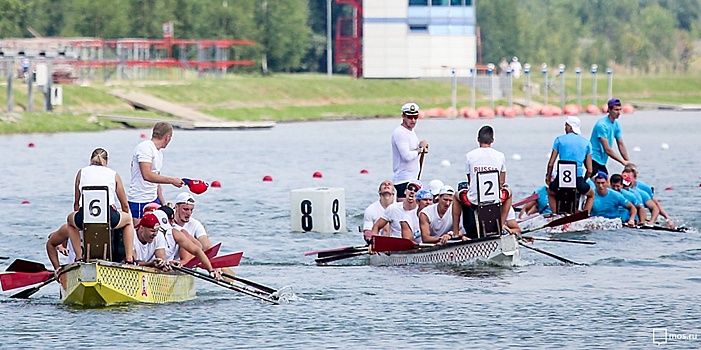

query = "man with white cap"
[
  {"left": 173, "top": 192, "right": 212, "bottom": 251},
  {"left": 392, "top": 102, "right": 428, "bottom": 202},
  {"left": 546, "top": 116, "right": 595, "bottom": 214}
]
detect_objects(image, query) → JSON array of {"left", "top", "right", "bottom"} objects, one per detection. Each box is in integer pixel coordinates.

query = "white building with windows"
[{"left": 362, "top": 0, "right": 477, "bottom": 78}]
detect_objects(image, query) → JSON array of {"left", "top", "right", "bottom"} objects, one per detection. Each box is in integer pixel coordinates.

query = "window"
[
  {"left": 450, "top": 0, "right": 463, "bottom": 5},
  {"left": 409, "top": 25, "right": 429, "bottom": 33},
  {"left": 431, "top": 0, "right": 448, "bottom": 5},
  {"left": 409, "top": 0, "right": 428, "bottom": 5}
]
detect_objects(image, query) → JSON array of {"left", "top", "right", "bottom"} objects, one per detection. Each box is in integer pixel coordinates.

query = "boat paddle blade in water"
[
  {"left": 199, "top": 252, "right": 243, "bottom": 269},
  {"left": 522, "top": 210, "right": 589, "bottom": 234},
  {"left": 0, "top": 271, "right": 53, "bottom": 291},
  {"left": 304, "top": 245, "right": 368, "bottom": 257},
  {"left": 372, "top": 236, "right": 418, "bottom": 252},
  {"left": 10, "top": 276, "right": 56, "bottom": 299},
  {"left": 183, "top": 242, "right": 221, "bottom": 268},
  {"left": 172, "top": 265, "right": 280, "bottom": 305},
  {"left": 518, "top": 241, "right": 587, "bottom": 266},
  {"left": 6, "top": 259, "right": 48, "bottom": 273},
  {"left": 520, "top": 236, "right": 596, "bottom": 245},
  {"left": 315, "top": 251, "right": 369, "bottom": 265}
]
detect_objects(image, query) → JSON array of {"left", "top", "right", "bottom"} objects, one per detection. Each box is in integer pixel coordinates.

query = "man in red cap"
[{"left": 132, "top": 213, "right": 169, "bottom": 270}]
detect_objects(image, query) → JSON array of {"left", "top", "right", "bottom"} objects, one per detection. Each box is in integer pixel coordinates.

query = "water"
[{"left": 1, "top": 110, "right": 701, "bottom": 349}]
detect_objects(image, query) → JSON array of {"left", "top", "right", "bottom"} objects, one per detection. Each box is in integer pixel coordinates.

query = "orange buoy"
[
  {"left": 495, "top": 105, "right": 506, "bottom": 116},
  {"left": 262, "top": 175, "right": 273, "bottom": 182},
  {"left": 586, "top": 104, "right": 599, "bottom": 114},
  {"left": 601, "top": 104, "right": 609, "bottom": 113},
  {"left": 444, "top": 107, "right": 458, "bottom": 118},
  {"left": 523, "top": 107, "right": 537, "bottom": 117},
  {"left": 210, "top": 180, "right": 221, "bottom": 188},
  {"left": 622, "top": 104, "right": 635, "bottom": 114},
  {"left": 360, "top": 169, "right": 369, "bottom": 174},
  {"left": 313, "top": 171, "right": 323, "bottom": 178},
  {"left": 502, "top": 107, "right": 516, "bottom": 118},
  {"left": 477, "top": 106, "right": 495, "bottom": 118}
]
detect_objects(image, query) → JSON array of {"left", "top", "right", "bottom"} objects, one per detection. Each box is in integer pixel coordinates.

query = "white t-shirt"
[
  {"left": 163, "top": 229, "right": 180, "bottom": 261},
  {"left": 127, "top": 140, "right": 163, "bottom": 203},
  {"left": 465, "top": 147, "right": 507, "bottom": 204},
  {"left": 420, "top": 203, "right": 453, "bottom": 237},
  {"left": 173, "top": 218, "right": 207, "bottom": 239},
  {"left": 79, "top": 165, "right": 117, "bottom": 206},
  {"left": 363, "top": 200, "right": 387, "bottom": 231},
  {"left": 507, "top": 206, "right": 516, "bottom": 221},
  {"left": 133, "top": 232, "right": 167, "bottom": 262},
  {"left": 391, "top": 125, "right": 420, "bottom": 184},
  {"left": 381, "top": 202, "right": 418, "bottom": 238}
]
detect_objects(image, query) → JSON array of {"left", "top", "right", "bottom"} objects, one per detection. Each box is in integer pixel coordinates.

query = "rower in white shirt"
[
  {"left": 132, "top": 213, "right": 169, "bottom": 270},
  {"left": 172, "top": 192, "right": 212, "bottom": 251}
]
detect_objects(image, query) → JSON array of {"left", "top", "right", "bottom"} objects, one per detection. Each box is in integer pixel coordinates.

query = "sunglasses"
[
  {"left": 407, "top": 185, "right": 420, "bottom": 192},
  {"left": 405, "top": 115, "right": 419, "bottom": 120}
]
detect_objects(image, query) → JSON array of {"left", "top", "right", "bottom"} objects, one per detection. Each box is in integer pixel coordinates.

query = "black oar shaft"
[
  {"left": 221, "top": 272, "right": 276, "bottom": 294},
  {"left": 316, "top": 251, "right": 369, "bottom": 265},
  {"left": 172, "top": 266, "right": 279, "bottom": 304},
  {"left": 518, "top": 242, "right": 586, "bottom": 266}
]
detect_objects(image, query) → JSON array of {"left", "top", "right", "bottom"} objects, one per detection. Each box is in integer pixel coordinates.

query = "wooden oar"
[
  {"left": 512, "top": 193, "right": 539, "bottom": 208},
  {"left": 183, "top": 242, "right": 221, "bottom": 268},
  {"left": 0, "top": 271, "right": 53, "bottom": 291},
  {"left": 315, "top": 251, "right": 369, "bottom": 265},
  {"left": 518, "top": 241, "right": 586, "bottom": 265},
  {"left": 521, "top": 236, "right": 596, "bottom": 245},
  {"left": 172, "top": 265, "right": 279, "bottom": 304},
  {"left": 6, "top": 259, "right": 48, "bottom": 273},
  {"left": 372, "top": 236, "right": 419, "bottom": 252},
  {"left": 304, "top": 245, "right": 367, "bottom": 257},
  {"left": 417, "top": 148, "right": 427, "bottom": 180},
  {"left": 521, "top": 210, "right": 589, "bottom": 234},
  {"left": 197, "top": 252, "right": 243, "bottom": 269},
  {"left": 220, "top": 272, "right": 277, "bottom": 295}
]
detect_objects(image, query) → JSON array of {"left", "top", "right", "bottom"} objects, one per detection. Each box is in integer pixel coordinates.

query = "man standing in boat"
[
  {"left": 453, "top": 125, "right": 513, "bottom": 236},
  {"left": 545, "top": 116, "right": 596, "bottom": 214},
  {"left": 127, "top": 122, "right": 185, "bottom": 227},
  {"left": 589, "top": 98, "right": 630, "bottom": 176},
  {"left": 392, "top": 102, "right": 428, "bottom": 202},
  {"left": 362, "top": 180, "right": 395, "bottom": 243}
]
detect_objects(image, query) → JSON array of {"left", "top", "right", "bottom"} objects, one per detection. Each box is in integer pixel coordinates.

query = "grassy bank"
[{"left": 1, "top": 73, "right": 700, "bottom": 134}]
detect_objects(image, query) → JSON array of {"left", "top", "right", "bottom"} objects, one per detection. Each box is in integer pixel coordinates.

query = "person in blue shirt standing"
[
  {"left": 591, "top": 172, "right": 636, "bottom": 226},
  {"left": 589, "top": 98, "right": 630, "bottom": 176},
  {"left": 546, "top": 116, "right": 596, "bottom": 214}
]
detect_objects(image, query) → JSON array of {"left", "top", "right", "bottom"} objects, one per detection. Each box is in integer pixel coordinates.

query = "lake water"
[{"left": 1, "top": 110, "right": 701, "bottom": 349}]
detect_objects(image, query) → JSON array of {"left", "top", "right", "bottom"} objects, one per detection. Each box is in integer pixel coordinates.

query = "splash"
[{"left": 271, "top": 286, "right": 304, "bottom": 303}]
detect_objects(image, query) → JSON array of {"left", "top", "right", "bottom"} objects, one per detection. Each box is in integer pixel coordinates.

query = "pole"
[
  {"left": 326, "top": 0, "right": 332, "bottom": 79},
  {"left": 451, "top": 68, "right": 457, "bottom": 112},
  {"left": 591, "top": 64, "right": 598, "bottom": 106},
  {"left": 470, "top": 68, "right": 476, "bottom": 110},
  {"left": 507, "top": 69, "right": 513, "bottom": 107},
  {"left": 524, "top": 63, "right": 531, "bottom": 107},
  {"left": 606, "top": 68, "right": 613, "bottom": 100},
  {"left": 575, "top": 68, "right": 582, "bottom": 108},
  {"left": 27, "top": 60, "right": 34, "bottom": 113},
  {"left": 6, "top": 61, "right": 13, "bottom": 113},
  {"left": 542, "top": 64, "right": 548, "bottom": 106},
  {"left": 558, "top": 64, "right": 565, "bottom": 109},
  {"left": 487, "top": 63, "right": 495, "bottom": 110}
]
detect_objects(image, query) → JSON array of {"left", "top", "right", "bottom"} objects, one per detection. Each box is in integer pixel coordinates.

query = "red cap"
[
  {"left": 182, "top": 178, "right": 209, "bottom": 195},
  {"left": 138, "top": 213, "right": 160, "bottom": 229}
]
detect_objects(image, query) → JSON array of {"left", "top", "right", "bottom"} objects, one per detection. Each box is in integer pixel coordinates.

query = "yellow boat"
[{"left": 59, "top": 260, "right": 196, "bottom": 307}]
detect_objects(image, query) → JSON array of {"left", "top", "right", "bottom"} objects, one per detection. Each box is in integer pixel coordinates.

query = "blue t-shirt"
[
  {"left": 589, "top": 116, "right": 622, "bottom": 165},
  {"left": 617, "top": 189, "right": 641, "bottom": 221},
  {"left": 591, "top": 189, "right": 630, "bottom": 219},
  {"left": 553, "top": 133, "right": 592, "bottom": 177},
  {"left": 632, "top": 187, "right": 651, "bottom": 203},
  {"left": 534, "top": 186, "right": 552, "bottom": 214},
  {"left": 636, "top": 181, "right": 654, "bottom": 199}
]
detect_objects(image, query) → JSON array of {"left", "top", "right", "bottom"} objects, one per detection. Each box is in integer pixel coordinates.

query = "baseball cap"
[
  {"left": 457, "top": 181, "right": 468, "bottom": 191},
  {"left": 438, "top": 185, "right": 455, "bottom": 196},
  {"left": 175, "top": 192, "right": 196, "bottom": 204},
  {"left": 137, "top": 213, "right": 160, "bottom": 229},
  {"left": 182, "top": 178, "right": 209, "bottom": 195},
  {"left": 595, "top": 171, "right": 608, "bottom": 180},
  {"left": 565, "top": 116, "right": 582, "bottom": 135},
  {"left": 621, "top": 172, "right": 633, "bottom": 186},
  {"left": 152, "top": 210, "right": 172, "bottom": 231},
  {"left": 608, "top": 98, "right": 622, "bottom": 108},
  {"left": 416, "top": 188, "right": 433, "bottom": 200},
  {"left": 429, "top": 179, "right": 444, "bottom": 196},
  {"left": 407, "top": 179, "right": 422, "bottom": 190},
  {"left": 401, "top": 102, "right": 420, "bottom": 116},
  {"left": 143, "top": 202, "right": 160, "bottom": 215},
  {"left": 158, "top": 205, "right": 175, "bottom": 220}
]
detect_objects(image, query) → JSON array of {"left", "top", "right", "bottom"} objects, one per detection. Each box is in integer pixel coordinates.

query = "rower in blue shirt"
[
  {"left": 518, "top": 185, "right": 552, "bottom": 220},
  {"left": 590, "top": 171, "right": 636, "bottom": 226},
  {"left": 622, "top": 169, "right": 660, "bottom": 225},
  {"left": 624, "top": 163, "right": 675, "bottom": 228},
  {"left": 610, "top": 173, "right": 645, "bottom": 224}
]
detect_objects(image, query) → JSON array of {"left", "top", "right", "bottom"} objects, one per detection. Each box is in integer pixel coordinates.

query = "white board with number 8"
[{"left": 558, "top": 161, "right": 577, "bottom": 189}]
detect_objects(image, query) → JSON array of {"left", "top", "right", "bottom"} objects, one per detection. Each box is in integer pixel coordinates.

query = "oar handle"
[{"left": 172, "top": 265, "right": 279, "bottom": 304}]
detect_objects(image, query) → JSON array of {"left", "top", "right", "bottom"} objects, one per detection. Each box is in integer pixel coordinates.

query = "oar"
[
  {"left": 220, "top": 272, "right": 277, "bottom": 295},
  {"left": 316, "top": 251, "right": 369, "bottom": 265},
  {"left": 518, "top": 241, "right": 586, "bottom": 265},
  {"left": 304, "top": 245, "right": 368, "bottom": 257},
  {"left": 633, "top": 225, "right": 688, "bottom": 233},
  {"left": 372, "top": 236, "right": 419, "bottom": 252},
  {"left": 0, "top": 256, "right": 8, "bottom": 260},
  {"left": 512, "top": 193, "right": 539, "bottom": 208},
  {"left": 9, "top": 264, "right": 81, "bottom": 299},
  {"left": 1, "top": 271, "right": 53, "bottom": 291},
  {"left": 521, "top": 210, "right": 589, "bottom": 234},
  {"left": 172, "top": 265, "right": 279, "bottom": 304},
  {"left": 521, "top": 236, "right": 595, "bottom": 245},
  {"left": 6, "top": 259, "right": 48, "bottom": 273},
  {"left": 417, "top": 148, "right": 427, "bottom": 180},
  {"left": 183, "top": 242, "right": 221, "bottom": 268},
  {"left": 197, "top": 252, "right": 243, "bottom": 269}
]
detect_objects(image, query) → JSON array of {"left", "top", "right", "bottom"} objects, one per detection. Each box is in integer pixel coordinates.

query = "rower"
[
  {"left": 590, "top": 171, "right": 636, "bottom": 226},
  {"left": 546, "top": 116, "right": 595, "bottom": 215},
  {"left": 361, "top": 180, "right": 395, "bottom": 243},
  {"left": 369, "top": 180, "right": 421, "bottom": 241},
  {"left": 132, "top": 213, "right": 169, "bottom": 270},
  {"left": 623, "top": 165, "right": 674, "bottom": 228},
  {"left": 173, "top": 192, "right": 212, "bottom": 251},
  {"left": 420, "top": 185, "right": 456, "bottom": 244},
  {"left": 518, "top": 185, "right": 552, "bottom": 219}
]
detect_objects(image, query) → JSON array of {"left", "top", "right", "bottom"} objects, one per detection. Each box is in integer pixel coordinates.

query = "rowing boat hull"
[
  {"left": 369, "top": 234, "right": 520, "bottom": 267},
  {"left": 59, "top": 261, "right": 196, "bottom": 307}
]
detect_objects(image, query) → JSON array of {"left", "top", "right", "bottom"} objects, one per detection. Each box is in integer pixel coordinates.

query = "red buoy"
[
  {"left": 665, "top": 187, "right": 673, "bottom": 191},
  {"left": 140, "top": 133, "right": 147, "bottom": 138},
  {"left": 28, "top": 142, "right": 35, "bottom": 148},
  {"left": 210, "top": 180, "right": 221, "bottom": 188},
  {"left": 360, "top": 169, "right": 369, "bottom": 174},
  {"left": 21, "top": 200, "right": 30, "bottom": 205},
  {"left": 262, "top": 175, "right": 273, "bottom": 182},
  {"left": 313, "top": 171, "right": 323, "bottom": 178}
]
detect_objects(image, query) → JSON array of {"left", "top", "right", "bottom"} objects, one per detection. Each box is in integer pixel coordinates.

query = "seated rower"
[
  {"left": 153, "top": 207, "right": 220, "bottom": 279},
  {"left": 132, "top": 213, "right": 170, "bottom": 270},
  {"left": 622, "top": 169, "right": 660, "bottom": 226},
  {"left": 362, "top": 180, "right": 395, "bottom": 243},
  {"left": 624, "top": 163, "right": 674, "bottom": 228},
  {"left": 420, "top": 185, "right": 457, "bottom": 244},
  {"left": 410, "top": 188, "right": 434, "bottom": 243},
  {"left": 590, "top": 172, "right": 636, "bottom": 227},
  {"left": 518, "top": 185, "right": 552, "bottom": 219},
  {"left": 369, "top": 180, "right": 421, "bottom": 241},
  {"left": 609, "top": 174, "right": 645, "bottom": 225}
]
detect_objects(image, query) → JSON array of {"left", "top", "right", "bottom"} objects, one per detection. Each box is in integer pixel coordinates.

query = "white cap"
[
  {"left": 401, "top": 102, "right": 420, "bottom": 116},
  {"left": 429, "top": 179, "right": 444, "bottom": 196},
  {"left": 438, "top": 185, "right": 455, "bottom": 196},
  {"left": 175, "top": 192, "right": 195, "bottom": 205},
  {"left": 565, "top": 116, "right": 582, "bottom": 135},
  {"left": 152, "top": 210, "right": 172, "bottom": 231}
]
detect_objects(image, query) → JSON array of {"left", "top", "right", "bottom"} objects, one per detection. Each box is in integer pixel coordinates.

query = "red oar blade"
[
  {"left": 372, "top": 236, "right": 418, "bottom": 252},
  {"left": 184, "top": 242, "right": 221, "bottom": 268},
  {"left": 198, "top": 252, "right": 243, "bottom": 269},
  {"left": 0, "top": 271, "right": 53, "bottom": 291},
  {"left": 6, "top": 259, "right": 48, "bottom": 273},
  {"left": 545, "top": 210, "right": 589, "bottom": 228},
  {"left": 512, "top": 193, "right": 539, "bottom": 208}
]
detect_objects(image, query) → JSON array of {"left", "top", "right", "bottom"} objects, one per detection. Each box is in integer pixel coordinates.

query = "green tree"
[
  {"left": 0, "top": 0, "right": 27, "bottom": 37},
  {"left": 256, "top": 0, "right": 311, "bottom": 73}
]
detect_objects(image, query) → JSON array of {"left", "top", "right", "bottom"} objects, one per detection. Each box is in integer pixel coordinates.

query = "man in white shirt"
[
  {"left": 362, "top": 180, "right": 395, "bottom": 243},
  {"left": 173, "top": 192, "right": 212, "bottom": 251},
  {"left": 127, "top": 122, "right": 185, "bottom": 227},
  {"left": 132, "top": 213, "right": 169, "bottom": 270},
  {"left": 420, "top": 185, "right": 455, "bottom": 244},
  {"left": 392, "top": 102, "right": 428, "bottom": 202},
  {"left": 369, "top": 180, "right": 421, "bottom": 241}
]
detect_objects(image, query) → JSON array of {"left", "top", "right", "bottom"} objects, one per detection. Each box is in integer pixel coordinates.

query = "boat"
[
  {"left": 368, "top": 234, "right": 520, "bottom": 267},
  {"left": 59, "top": 260, "right": 196, "bottom": 307}
]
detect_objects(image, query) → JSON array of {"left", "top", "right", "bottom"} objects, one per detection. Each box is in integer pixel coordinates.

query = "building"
[{"left": 361, "top": 0, "right": 477, "bottom": 78}]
